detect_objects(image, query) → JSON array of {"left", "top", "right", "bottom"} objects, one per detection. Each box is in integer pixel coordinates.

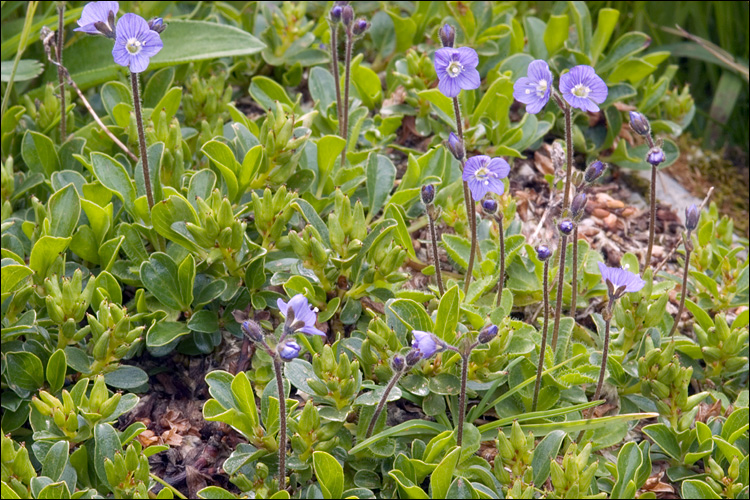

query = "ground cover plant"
[{"left": 1, "top": 1, "right": 748, "bottom": 499}]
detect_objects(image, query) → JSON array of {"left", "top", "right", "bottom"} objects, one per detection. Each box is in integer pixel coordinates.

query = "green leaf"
[
  {"left": 596, "top": 32, "right": 651, "bottom": 75},
  {"left": 29, "top": 236, "right": 71, "bottom": 278},
  {"left": 103, "top": 365, "right": 149, "bottom": 390},
  {"left": 143, "top": 67, "right": 176, "bottom": 108},
  {"left": 370, "top": 11, "right": 396, "bottom": 57},
  {"left": 366, "top": 153, "right": 396, "bottom": 219},
  {"left": 524, "top": 17, "right": 548, "bottom": 60},
  {"left": 531, "top": 430, "right": 566, "bottom": 487},
  {"left": 313, "top": 451, "right": 344, "bottom": 500},
  {"left": 1, "top": 262, "right": 33, "bottom": 295},
  {"left": 94, "top": 423, "right": 120, "bottom": 488},
  {"left": 89, "top": 152, "right": 136, "bottom": 217},
  {"left": 316, "top": 135, "right": 346, "bottom": 194},
  {"left": 202, "top": 140, "right": 239, "bottom": 202},
  {"left": 5, "top": 351, "right": 44, "bottom": 396},
  {"left": 569, "top": 1, "right": 592, "bottom": 54},
  {"left": 642, "top": 423, "right": 681, "bottom": 460},
  {"left": 416, "top": 89, "right": 455, "bottom": 128},
  {"left": 151, "top": 194, "right": 203, "bottom": 254},
  {"left": 590, "top": 8, "right": 620, "bottom": 64},
  {"left": 0, "top": 59, "right": 43, "bottom": 82},
  {"left": 47, "top": 183, "right": 81, "bottom": 238},
  {"left": 431, "top": 447, "right": 461, "bottom": 499},
  {"left": 388, "top": 299, "right": 433, "bottom": 333},
  {"left": 46, "top": 349, "right": 67, "bottom": 394},
  {"left": 146, "top": 321, "right": 191, "bottom": 348},
  {"left": 544, "top": 15, "right": 569, "bottom": 55},
  {"left": 682, "top": 479, "right": 721, "bottom": 499},
  {"left": 178, "top": 254, "right": 195, "bottom": 310},
  {"left": 22, "top": 130, "right": 59, "bottom": 177},
  {"left": 41, "top": 440, "right": 68, "bottom": 482},
  {"left": 140, "top": 253, "right": 186, "bottom": 311},
  {"left": 611, "top": 442, "right": 642, "bottom": 498},
  {"left": 188, "top": 310, "right": 219, "bottom": 334},
  {"left": 309, "top": 67, "right": 336, "bottom": 111},
  {"left": 434, "top": 285, "right": 459, "bottom": 343},
  {"left": 249, "top": 75, "right": 293, "bottom": 110},
  {"left": 384, "top": 204, "right": 416, "bottom": 259}
]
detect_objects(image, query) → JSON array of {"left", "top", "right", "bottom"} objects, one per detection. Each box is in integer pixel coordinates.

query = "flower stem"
[
  {"left": 56, "top": 2, "right": 66, "bottom": 143},
  {"left": 645, "top": 162, "right": 657, "bottom": 269},
  {"left": 341, "top": 28, "right": 353, "bottom": 167},
  {"left": 366, "top": 369, "right": 403, "bottom": 438},
  {"left": 428, "top": 208, "right": 445, "bottom": 296},
  {"left": 495, "top": 214, "right": 506, "bottom": 307},
  {"left": 456, "top": 351, "right": 469, "bottom": 447},
  {"left": 668, "top": 235, "right": 692, "bottom": 338},
  {"left": 589, "top": 306, "right": 612, "bottom": 419},
  {"left": 273, "top": 358, "right": 287, "bottom": 491},
  {"left": 551, "top": 235, "right": 567, "bottom": 352},
  {"left": 532, "top": 259, "right": 550, "bottom": 412},
  {"left": 452, "top": 97, "right": 463, "bottom": 140},
  {"left": 570, "top": 224, "right": 578, "bottom": 319},
  {"left": 130, "top": 71, "right": 154, "bottom": 210},
  {"left": 463, "top": 184, "right": 477, "bottom": 296},
  {"left": 329, "top": 22, "right": 343, "bottom": 134},
  {"left": 562, "top": 102, "right": 573, "bottom": 212}
]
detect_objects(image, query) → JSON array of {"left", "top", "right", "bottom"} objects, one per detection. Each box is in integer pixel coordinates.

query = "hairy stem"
[
  {"left": 130, "top": 72, "right": 154, "bottom": 209},
  {"left": 532, "top": 259, "right": 550, "bottom": 412},
  {"left": 463, "top": 183, "right": 476, "bottom": 296},
  {"left": 668, "top": 237, "right": 692, "bottom": 338},
  {"left": 570, "top": 224, "right": 578, "bottom": 318},
  {"left": 428, "top": 210, "right": 445, "bottom": 296},
  {"left": 456, "top": 352, "right": 469, "bottom": 447},
  {"left": 329, "top": 23, "right": 342, "bottom": 133},
  {"left": 562, "top": 102, "right": 573, "bottom": 211},
  {"left": 273, "top": 359, "right": 287, "bottom": 491},
  {"left": 495, "top": 214, "right": 506, "bottom": 307},
  {"left": 56, "top": 2, "right": 66, "bottom": 142},
  {"left": 645, "top": 163, "right": 657, "bottom": 269},
  {"left": 590, "top": 313, "right": 611, "bottom": 418},
  {"left": 341, "top": 29, "right": 353, "bottom": 167},
  {"left": 453, "top": 96, "right": 463, "bottom": 140},
  {"left": 551, "top": 235, "right": 568, "bottom": 352},
  {"left": 366, "top": 369, "right": 403, "bottom": 438}
]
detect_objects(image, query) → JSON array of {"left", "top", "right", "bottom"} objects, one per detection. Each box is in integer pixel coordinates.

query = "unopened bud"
[
  {"left": 647, "top": 147, "right": 665, "bottom": 166},
  {"left": 685, "top": 204, "right": 699, "bottom": 231},
  {"left": 447, "top": 132, "right": 464, "bottom": 160},
  {"left": 148, "top": 18, "right": 166, "bottom": 34},
  {"left": 478, "top": 324, "right": 498, "bottom": 344},
  {"left": 558, "top": 219, "right": 574, "bottom": 235},
  {"left": 352, "top": 18, "right": 369, "bottom": 36},
  {"left": 421, "top": 184, "right": 435, "bottom": 205},
  {"left": 279, "top": 340, "right": 301, "bottom": 361},
  {"left": 536, "top": 245, "right": 551, "bottom": 261},
  {"left": 570, "top": 193, "right": 587, "bottom": 219},
  {"left": 405, "top": 349, "right": 423, "bottom": 366},
  {"left": 242, "top": 320, "right": 263, "bottom": 342},
  {"left": 584, "top": 161, "right": 605, "bottom": 183},
  {"left": 439, "top": 24, "right": 455, "bottom": 48},
  {"left": 391, "top": 354, "right": 405, "bottom": 372},
  {"left": 629, "top": 111, "right": 650, "bottom": 136},
  {"left": 341, "top": 6, "right": 354, "bottom": 26},
  {"left": 482, "top": 199, "right": 497, "bottom": 215},
  {"left": 329, "top": 6, "right": 342, "bottom": 23}
]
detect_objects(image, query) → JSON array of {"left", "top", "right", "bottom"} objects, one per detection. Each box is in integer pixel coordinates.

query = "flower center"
[
  {"left": 126, "top": 38, "right": 143, "bottom": 54},
  {"left": 572, "top": 83, "right": 590, "bottom": 98},
  {"left": 536, "top": 79, "right": 548, "bottom": 97},
  {"left": 474, "top": 166, "right": 496, "bottom": 185},
  {"left": 447, "top": 60, "right": 463, "bottom": 78}
]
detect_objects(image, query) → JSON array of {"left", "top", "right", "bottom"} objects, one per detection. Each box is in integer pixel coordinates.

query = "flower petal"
[
  {"left": 112, "top": 43, "right": 130, "bottom": 67},
  {"left": 299, "top": 325, "right": 327, "bottom": 337},
  {"left": 438, "top": 76, "right": 460, "bottom": 97},
  {"left": 138, "top": 30, "right": 164, "bottom": 58},
  {"left": 488, "top": 158, "right": 510, "bottom": 178},
  {"left": 276, "top": 298, "right": 289, "bottom": 317},
  {"left": 456, "top": 47, "right": 479, "bottom": 69},
  {"left": 457, "top": 68, "right": 481, "bottom": 91},
  {"left": 527, "top": 59, "right": 552, "bottom": 83},
  {"left": 467, "top": 178, "right": 486, "bottom": 200}
]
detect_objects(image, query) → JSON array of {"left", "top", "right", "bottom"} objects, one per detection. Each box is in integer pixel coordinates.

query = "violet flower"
[
  {"left": 598, "top": 262, "right": 646, "bottom": 299},
  {"left": 513, "top": 59, "right": 553, "bottom": 114},
  {"left": 278, "top": 340, "right": 302, "bottom": 361},
  {"left": 411, "top": 330, "right": 445, "bottom": 358},
  {"left": 462, "top": 155, "right": 510, "bottom": 200},
  {"left": 434, "top": 47, "right": 480, "bottom": 98},
  {"left": 559, "top": 65, "right": 608, "bottom": 112},
  {"left": 75, "top": 1, "right": 118, "bottom": 35},
  {"left": 277, "top": 294, "right": 327, "bottom": 337},
  {"left": 112, "top": 13, "right": 163, "bottom": 73}
]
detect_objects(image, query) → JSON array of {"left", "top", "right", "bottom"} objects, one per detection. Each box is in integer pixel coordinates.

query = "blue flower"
[
  {"left": 513, "top": 60, "right": 553, "bottom": 114},
  {"left": 685, "top": 204, "right": 700, "bottom": 232},
  {"left": 112, "top": 13, "right": 163, "bottom": 73},
  {"left": 277, "top": 294, "right": 326, "bottom": 337},
  {"left": 647, "top": 147, "right": 665, "bottom": 166},
  {"left": 75, "top": 1, "right": 119, "bottom": 35},
  {"left": 279, "top": 340, "right": 302, "bottom": 361},
  {"left": 462, "top": 155, "right": 510, "bottom": 200},
  {"left": 559, "top": 65, "right": 608, "bottom": 112},
  {"left": 536, "top": 245, "right": 552, "bottom": 261},
  {"left": 411, "top": 330, "right": 444, "bottom": 358},
  {"left": 598, "top": 262, "right": 646, "bottom": 298},
  {"left": 434, "top": 47, "right": 481, "bottom": 98}
]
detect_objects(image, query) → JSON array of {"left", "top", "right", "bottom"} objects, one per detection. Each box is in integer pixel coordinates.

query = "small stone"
[{"left": 593, "top": 208, "right": 611, "bottom": 219}]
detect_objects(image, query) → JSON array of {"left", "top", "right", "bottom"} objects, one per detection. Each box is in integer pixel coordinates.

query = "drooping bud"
[
  {"left": 329, "top": 6, "right": 342, "bottom": 23},
  {"left": 405, "top": 349, "right": 423, "bottom": 366},
  {"left": 571, "top": 193, "right": 587, "bottom": 219},
  {"left": 148, "top": 17, "right": 166, "bottom": 34},
  {"left": 478, "top": 324, "right": 498, "bottom": 344},
  {"left": 352, "top": 18, "right": 369, "bottom": 36},
  {"left": 536, "top": 245, "right": 552, "bottom": 261},
  {"left": 439, "top": 24, "right": 455, "bottom": 48},
  {"left": 447, "top": 132, "right": 464, "bottom": 160},
  {"left": 279, "top": 340, "right": 302, "bottom": 361},
  {"left": 482, "top": 199, "right": 498, "bottom": 215},
  {"left": 647, "top": 147, "right": 665, "bottom": 166},
  {"left": 242, "top": 320, "right": 263, "bottom": 342},
  {"left": 341, "top": 5, "right": 354, "bottom": 26},
  {"left": 584, "top": 160, "right": 606, "bottom": 183},
  {"left": 558, "top": 219, "right": 574, "bottom": 235},
  {"left": 685, "top": 204, "right": 700, "bottom": 232},
  {"left": 629, "top": 111, "right": 650, "bottom": 137},
  {"left": 391, "top": 354, "right": 405, "bottom": 372},
  {"left": 421, "top": 184, "right": 435, "bottom": 205}
]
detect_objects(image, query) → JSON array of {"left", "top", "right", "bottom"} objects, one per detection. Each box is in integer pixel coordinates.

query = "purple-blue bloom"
[
  {"left": 462, "top": 155, "right": 510, "bottom": 200},
  {"left": 536, "top": 245, "right": 552, "bottom": 261},
  {"left": 598, "top": 262, "right": 646, "bottom": 296},
  {"left": 647, "top": 147, "right": 665, "bottom": 166},
  {"left": 112, "top": 13, "right": 163, "bottom": 74},
  {"left": 434, "top": 47, "right": 481, "bottom": 98},
  {"left": 513, "top": 59, "right": 553, "bottom": 114},
  {"left": 277, "top": 294, "right": 327, "bottom": 337},
  {"left": 279, "top": 340, "right": 302, "bottom": 361},
  {"left": 685, "top": 204, "right": 700, "bottom": 232},
  {"left": 411, "top": 330, "right": 444, "bottom": 358},
  {"left": 447, "top": 132, "right": 464, "bottom": 160},
  {"left": 75, "top": 1, "right": 119, "bottom": 35},
  {"left": 559, "top": 65, "right": 608, "bottom": 112}
]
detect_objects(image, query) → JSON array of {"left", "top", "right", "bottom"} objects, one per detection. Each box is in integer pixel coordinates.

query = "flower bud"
[
  {"left": 629, "top": 111, "right": 650, "bottom": 136},
  {"left": 482, "top": 199, "right": 497, "bottom": 215},
  {"left": 447, "top": 132, "right": 464, "bottom": 160},
  {"left": 647, "top": 147, "right": 665, "bottom": 166},
  {"left": 242, "top": 320, "right": 263, "bottom": 342},
  {"left": 685, "top": 204, "right": 700, "bottom": 231},
  {"left": 341, "top": 6, "right": 354, "bottom": 26},
  {"left": 536, "top": 245, "right": 552, "bottom": 261},
  {"left": 439, "top": 24, "right": 455, "bottom": 48},
  {"left": 478, "top": 324, "right": 498, "bottom": 344},
  {"left": 148, "top": 17, "right": 166, "bottom": 34},
  {"left": 391, "top": 354, "right": 405, "bottom": 372},
  {"left": 584, "top": 160, "right": 605, "bottom": 183},
  {"left": 421, "top": 184, "right": 435, "bottom": 205},
  {"left": 329, "top": 6, "right": 342, "bottom": 23},
  {"left": 558, "top": 219, "right": 574, "bottom": 235},
  {"left": 571, "top": 193, "right": 587, "bottom": 219},
  {"left": 352, "top": 18, "right": 369, "bottom": 36},
  {"left": 279, "top": 340, "right": 301, "bottom": 361},
  {"left": 405, "top": 349, "right": 423, "bottom": 366}
]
